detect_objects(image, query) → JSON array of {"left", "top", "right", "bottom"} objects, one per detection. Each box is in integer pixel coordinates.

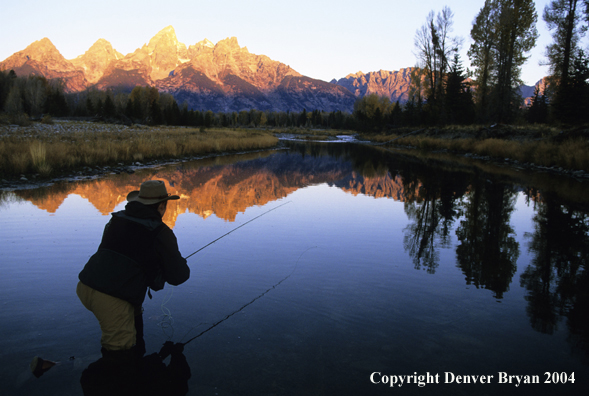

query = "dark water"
[{"left": 1, "top": 141, "right": 588, "bottom": 396}]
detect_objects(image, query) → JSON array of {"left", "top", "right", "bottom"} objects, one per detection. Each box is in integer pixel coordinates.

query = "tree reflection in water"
[
  {"left": 402, "top": 175, "right": 465, "bottom": 274},
  {"left": 455, "top": 179, "right": 519, "bottom": 299},
  {"left": 521, "top": 191, "right": 589, "bottom": 361}
]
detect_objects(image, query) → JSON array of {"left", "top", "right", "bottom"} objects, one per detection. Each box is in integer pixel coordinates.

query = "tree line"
[
  {"left": 1, "top": 1, "right": 588, "bottom": 130},
  {"left": 0, "top": 70, "right": 403, "bottom": 130},
  {"left": 411, "top": 0, "right": 589, "bottom": 126}
]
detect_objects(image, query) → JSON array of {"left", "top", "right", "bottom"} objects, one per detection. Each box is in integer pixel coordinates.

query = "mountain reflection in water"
[{"left": 1, "top": 141, "right": 589, "bottom": 394}]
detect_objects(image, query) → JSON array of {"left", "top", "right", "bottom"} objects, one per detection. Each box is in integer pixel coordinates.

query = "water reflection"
[
  {"left": 522, "top": 192, "right": 589, "bottom": 360},
  {"left": 402, "top": 168, "right": 467, "bottom": 274},
  {"left": 80, "top": 342, "right": 191, "bottom": 396},
  {"left": 2, "top": 141, "right": 589, "bottom": 367},
  {"left": 456, "top": 180, "right": 519, "bottom": 299}
]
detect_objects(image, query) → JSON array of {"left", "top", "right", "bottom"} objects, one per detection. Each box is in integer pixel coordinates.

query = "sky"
[{"left": 0, "top": 0, "right": 580, "bottom": 86}]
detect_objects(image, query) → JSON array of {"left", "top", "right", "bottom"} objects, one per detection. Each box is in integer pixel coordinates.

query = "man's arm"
[{"left": 155, "top": 227, "right": 190, "bottom": 286}]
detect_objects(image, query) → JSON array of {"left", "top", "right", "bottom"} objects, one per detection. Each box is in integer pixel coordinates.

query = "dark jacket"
[{"left": 79, "top": 201, "right": 189, "bottom": 305}]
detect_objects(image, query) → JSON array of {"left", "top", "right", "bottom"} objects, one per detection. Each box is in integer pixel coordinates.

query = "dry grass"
[
  {"left": 372, "top": 125, "right": 589, "bottom": 172},
  {"left": 395, "top": 135, "right": 589, "bottom": 171},
  {"left": 0, "top": 122, "right": 279, "bottom": 178}
]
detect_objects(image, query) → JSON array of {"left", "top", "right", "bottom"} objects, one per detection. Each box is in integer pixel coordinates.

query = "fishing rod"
[
  {"left": 159, "top": 200, "right": 291, "bottom": 331},
  {"left": 184, "top": 201, "right": 291, "bottom": 260},
  {"left": 29, "top": 200, "right": 295, "bottom": 378},
  {"left": 180, "top": 246, "right": 316, "bottom": 346},
  {"left": 29, "top": 246, "right": 316, "bottom": 379}
]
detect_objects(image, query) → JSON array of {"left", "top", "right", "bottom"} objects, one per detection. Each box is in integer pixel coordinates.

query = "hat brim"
[{"left": 126, "top": 190, "right": 180, "bottom": 205}]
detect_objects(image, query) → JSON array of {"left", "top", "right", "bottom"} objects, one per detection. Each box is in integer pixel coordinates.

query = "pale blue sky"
[{"left": 0, "top": 0, "right": 571, "bottom": 85}]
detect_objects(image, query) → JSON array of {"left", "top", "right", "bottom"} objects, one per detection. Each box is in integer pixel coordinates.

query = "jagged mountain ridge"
[
  {"left": 0, "top": 25, "right": 543, "bottom": 112},
  {"left": 0, "top": 37, "right": 88, "bottom": 92},
  {"left": 70, "top": 39, "right": 124, "bottom": 85},
  {"left": 337, "top": 69, "right": 545, "bottom": 105},
  {"left": 0, "top": 26, "right": 356, "bottom": 112},
  {"left": 332, "top": 68, "right": 419, "bottom": 104}
]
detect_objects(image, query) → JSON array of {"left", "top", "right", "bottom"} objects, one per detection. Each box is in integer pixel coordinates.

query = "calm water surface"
[{"left": 1, "top": 142, "right": 588, "bottom": 396}]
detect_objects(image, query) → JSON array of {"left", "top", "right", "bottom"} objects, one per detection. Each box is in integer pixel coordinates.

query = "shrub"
[
  {"left": 41, "top": 115, "right": 54, "bottom": 124},
  {"left": 10, "top": 113, "right": 31, "bottom": 126}
]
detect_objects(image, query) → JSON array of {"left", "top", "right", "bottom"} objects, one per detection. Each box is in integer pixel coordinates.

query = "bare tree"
[{"left": 413, "top": 6, "right": 462, "bottom": 118}]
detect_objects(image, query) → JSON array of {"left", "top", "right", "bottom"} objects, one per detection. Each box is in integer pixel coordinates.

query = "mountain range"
[{"left": 0, "top": 26, "right": 541, "bottom": 113}]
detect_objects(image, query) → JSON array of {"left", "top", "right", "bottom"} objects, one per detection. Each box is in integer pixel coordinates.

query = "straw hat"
[{"left": 126, "top": 180, "right": 180, "bottom": 205}]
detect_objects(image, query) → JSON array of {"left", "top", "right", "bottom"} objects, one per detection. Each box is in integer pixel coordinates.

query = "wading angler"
[{"left": 77, "top": 180, "right": 190, "bottom": 359}]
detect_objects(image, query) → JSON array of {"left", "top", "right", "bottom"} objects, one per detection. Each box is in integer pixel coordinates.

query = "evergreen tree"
[
  {"left": 403, "top": 99, "right": 420, "bottom": 126},
  {"left": 469, "top": 0, "right": 538, "bottom": 123},
  {"left": 103, "top": 95, "right": 115, "bottom": 118},
  {"left": 4, "top": 82, "right": 24, "bottom": 115},
  {"left": 544, "top": 0, "right": 586, "bottom": 85},
  {"left": 204, "top": 110, "right": 214, "bottom": 128},
  {"left": 444, "top": 55, "right": 475, "bottom": 124},
  {"left": 543, "top": 0, "right": 588, "bottom": 122},
  {"left": 149, "top": 100, "right": 163, "bottom": 125},
  {"left": 24, "top": 75, "right": 48, "bottom": 117},
  {"left": 0, "top": 70, "right": 17, "bottom": 112},
  {"left": 45, "top": 86, "right": 69, "bottom": 117},
  {"left": 96, "top": 98, "right": 104, "bottom": 116},
  {"left": 526, "top": 85, "right": 549, "bottom": 123},
  {"left": 468, "top": 0, "right": 498, "bottom": 122},
  {"left": 554, "top": 50, "right": 589, "bottom": 123},
  {"left": 167, "top": 100, "right": 181, "bottom": 125},
  {"left": 298, "top": 109, "right": 308, "bottom": 127},
  {"left": 87, "top": 97, "right": 95, "bottom": 116},
  {"left": 390, "top": 100, "right": 403, "bottom": 126},
  {"left": 493, "top": 0, "right": 539, "bottom": 122}
]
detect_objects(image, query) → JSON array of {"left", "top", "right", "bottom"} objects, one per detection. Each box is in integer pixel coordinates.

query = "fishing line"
[
  {"left": 31, "top": 202, "right": 299, "bottom": 378},
  {"left": 179, "top": 245, "right": 317, "bottom": 346},
  {"left": 184, "top": 200, "right": 292, "bottom": 260},
  {"left": 160, "top": 200, "right": 292, "bottom": 339},
  {"left": 158, "top": 288, "right": 175, "bottom": 340}
]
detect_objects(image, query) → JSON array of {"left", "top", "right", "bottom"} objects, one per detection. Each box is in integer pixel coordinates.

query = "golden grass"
[
  {"left": 392, "top": 135, "right": 589, "bottom": 171},
  {"left": 0, "top": 123, "right": 279, "bottom": 178},
  {"left": 29, "top": 141, "right": 52, "bottom": 176},
  {"left": 370, "top": 125, "right": 589, "bottom": 172}
]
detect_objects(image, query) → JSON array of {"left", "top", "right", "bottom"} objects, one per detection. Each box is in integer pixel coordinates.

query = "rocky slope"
[
  {"left": 0, "top": 38, "right": 88, "bottom": 92},
  {"left": 521, "top": 77, "right": 549, "bottom": 106},
  {"left": 0, "top": 26, "right": 357, "bottom": 112},
  {"left": 70, "top": 39, "right": 124, "bottom": 85},
  {"left": 332, "top": 68, "right": 418, "bottom": 103}
]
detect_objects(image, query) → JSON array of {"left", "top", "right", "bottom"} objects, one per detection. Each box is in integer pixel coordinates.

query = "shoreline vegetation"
[
  {"left": 364, "top": 124, "right": 589, "bottom": 175},
  {"left": 1, "top": 120, "right": 589, "bottom": 188},
  {"left": 0, "top": 121, "right": 279, "bottom": 183}
]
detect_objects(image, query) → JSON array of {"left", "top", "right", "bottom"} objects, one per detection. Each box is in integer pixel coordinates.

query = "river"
[{"left": 1, "top": 140, "right": 588, "bottom": 395}]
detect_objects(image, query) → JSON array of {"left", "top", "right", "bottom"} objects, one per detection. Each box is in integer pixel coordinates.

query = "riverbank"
[
  {"left": 363, "top": 124, "right": 589, "bottom": 175},
  {"left": 3, "top": 121, "right": 589, "bottom": 191},
  {"left": 0, "top": 121, "right": 279, "bottom": 188}
]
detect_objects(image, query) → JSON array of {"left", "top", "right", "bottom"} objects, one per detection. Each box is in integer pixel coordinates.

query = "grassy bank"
[
  {"left": 365, "top": 125, "right": 589, "bottom": 172},
  {"left": 0, "top": 121, "right": 279, "bottom": 179}
]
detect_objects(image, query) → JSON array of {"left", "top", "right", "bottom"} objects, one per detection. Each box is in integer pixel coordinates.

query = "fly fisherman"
[{"left": 77, "top": 180, "right": 190, "bottom": 361}]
